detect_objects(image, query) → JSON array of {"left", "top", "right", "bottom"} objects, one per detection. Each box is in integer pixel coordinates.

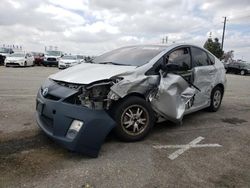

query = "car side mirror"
[{"left": 160, "top": 63, "right": 181, "bottom": 73}]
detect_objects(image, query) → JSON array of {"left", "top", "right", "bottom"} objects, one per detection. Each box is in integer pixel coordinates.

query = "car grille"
[
  {"left": 47, "top": 58, "right": 56, "bottom": 61},
  {"left": 53, "top": 80, "right": 81, "bottom": 90}
]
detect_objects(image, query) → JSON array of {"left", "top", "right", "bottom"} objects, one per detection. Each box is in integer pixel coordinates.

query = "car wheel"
[
  {"left": 207, "top": 86, "right": 223, "bottom": 112},
  {"left": 24, "top": 61, "right": 27, "bottom": 67},
  {"left": 111, "top": 96, "right": 155, "bottom": 142},
  {"left": 240, "top": 70, "right": 246, "bottom": 75}
]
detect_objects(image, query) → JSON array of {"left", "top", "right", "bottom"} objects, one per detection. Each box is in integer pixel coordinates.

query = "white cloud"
[{"left": 0, "top": 0, "right": 249, "bottom": 60}]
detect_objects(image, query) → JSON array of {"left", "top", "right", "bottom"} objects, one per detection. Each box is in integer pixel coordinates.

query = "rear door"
[{"left": 189, "top": 47, "right": 216, "bottom": 109}]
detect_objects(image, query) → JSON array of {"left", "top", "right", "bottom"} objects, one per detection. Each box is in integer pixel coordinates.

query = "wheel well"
[
  {"left": 109, "top": 92, "right": 146, "bottom": 111},
  {"left": 123, "top": 92, "right": 146, "bottom": 100},
  {"left": 215, "top": 83, "right": 224, "bottom": 95}
]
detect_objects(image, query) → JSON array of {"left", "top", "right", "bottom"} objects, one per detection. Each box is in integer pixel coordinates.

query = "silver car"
[{"left": 36, "top": 44, "right": 226, "bottom": 157}]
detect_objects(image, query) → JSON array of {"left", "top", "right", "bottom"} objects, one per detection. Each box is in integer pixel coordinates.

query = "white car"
[
  {"left": 5, "top": 52, "right": 34, "bottom": 67},
  {"left": 58, "top": 55, "right": 85, "bottom": 69}
]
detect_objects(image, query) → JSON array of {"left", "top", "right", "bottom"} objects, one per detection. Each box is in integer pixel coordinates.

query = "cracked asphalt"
[{"left": 0, "top": 66, "right": 250, "bottom": 188}]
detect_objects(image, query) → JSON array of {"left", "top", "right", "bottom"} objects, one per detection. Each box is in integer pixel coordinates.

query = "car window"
[
  {"left": 167, "top": 47, "right": 191, "bottom": 70},
  {"left": 207, "top": 53, "right": 215, "bottom": 65},
  {"left": 93, "top": 46, "right": 166, "bottom": 66},
  {"left": 191, "top": 47, "right": 210, "bottom": 67}
]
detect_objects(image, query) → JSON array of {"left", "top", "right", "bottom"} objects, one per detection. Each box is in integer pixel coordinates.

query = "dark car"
[
  {"left": 31, "top": 52, "right": 44, "bottom": 66},
  {"left": 226, "top": 62, "right": 250, "bottom": 75},
  {"left": 0, "top": 47, "right": 14, "bottom": 65}
]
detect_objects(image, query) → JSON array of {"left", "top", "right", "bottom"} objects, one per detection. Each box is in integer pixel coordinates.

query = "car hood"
[
  {"left": 50, "top": 63, "right": 137, "bottom": 84},
  {"left": 6, "top": 57, "right": 24, "bottom": 61},
  {"left": 60, "top": 59, "right": 77, "bottom": 63}
]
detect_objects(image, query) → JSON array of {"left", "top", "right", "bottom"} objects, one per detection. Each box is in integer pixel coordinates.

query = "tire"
[
  {"left": 111, "top": 96, "right": 155, "bottom": 142},
  {"left": 240, "top": 70, "right": 246, "bottom": 76},
  {"left": 207, "top": 86, "right": 223, "bottom": 112}
]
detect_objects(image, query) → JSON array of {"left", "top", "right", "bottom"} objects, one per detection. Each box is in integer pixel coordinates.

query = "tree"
[
  {"left": 204, "top": 37, "right": 224, "bottom": 59},
  {"left": 222, "top": 50, "right": 234, "bottom": 62}
]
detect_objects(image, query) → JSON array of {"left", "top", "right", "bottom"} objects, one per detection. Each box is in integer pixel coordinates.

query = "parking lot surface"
[{"left": 0, "top": 66, "right": 250, "bottom": 188}]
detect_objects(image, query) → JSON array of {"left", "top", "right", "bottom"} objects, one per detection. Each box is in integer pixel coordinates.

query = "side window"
[
  {"left": 207, "top": 53, "right": 215, "bottom": 65},
  {"left": 191, "top": 47, "right": 210, "bottom": 67},
  {"left": 166, "top": 47, "right": 191, "bottom": 70}
]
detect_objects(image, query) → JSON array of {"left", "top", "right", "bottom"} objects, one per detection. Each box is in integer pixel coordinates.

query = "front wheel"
[
  {"left": 207, "top": 86, "right": 223, "bottom": 112},
  {"left": 111, "top": 96, "right": 155, "bottom": 142}
]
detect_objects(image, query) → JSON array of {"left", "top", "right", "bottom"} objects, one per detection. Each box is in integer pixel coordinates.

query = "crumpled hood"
[{"left": 50, "top": 63, "right": 137, "bottom": 84}]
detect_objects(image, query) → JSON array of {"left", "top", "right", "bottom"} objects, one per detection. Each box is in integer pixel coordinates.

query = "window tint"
[
  {"left": 208, "top": 53, "right": 215, "bottom": 65},
  {"left": 167, "top": 48, "right": 191, "bottom": 70},
  {"left": 192, "top": 47, "right": 210, "bottom": 66}
]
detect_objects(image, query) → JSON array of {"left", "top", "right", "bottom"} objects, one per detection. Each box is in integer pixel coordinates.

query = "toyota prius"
[{"left": 36, "top": 44, "right": 226, "bottom": 157}]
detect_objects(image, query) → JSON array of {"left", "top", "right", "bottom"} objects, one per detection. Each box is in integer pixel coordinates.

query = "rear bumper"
[{"left": 36, "top": 86, "right": 116, "bottom": 157}]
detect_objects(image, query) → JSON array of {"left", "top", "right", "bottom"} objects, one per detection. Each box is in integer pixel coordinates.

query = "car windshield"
[
  {"left": 9, "top": 53, "right": 25, "bottom": 57},
  {"left": 92, "top": 46, "right": 166, "bottom": 66},
  {"left": 46, "top": 51, "right": 61, "bottom": 56},
  {"left": 62, "top": 55, "right": 76, "bottom": 60},
  {"left": 0, "top": 47, "right": 10, "bottom": 53}
]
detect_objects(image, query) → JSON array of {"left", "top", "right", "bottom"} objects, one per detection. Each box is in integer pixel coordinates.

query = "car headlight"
[
  {"left": 44, "top": 57, "right": 47, "bottom": 61},
  {"left": 41, "top": 78, "right": 54, "bottom": 90},
  {"left": 66, "top": 120, "right": 84, "bottom": 139}
]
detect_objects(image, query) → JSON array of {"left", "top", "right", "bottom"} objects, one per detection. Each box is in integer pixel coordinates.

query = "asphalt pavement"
[{"left": 0, "top": 66, "right": 250, "bottom": 188}]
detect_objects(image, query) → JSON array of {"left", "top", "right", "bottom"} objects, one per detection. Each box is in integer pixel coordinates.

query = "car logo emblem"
[{"left": 42, "top": 88, "right": 49, "bottom": 96}]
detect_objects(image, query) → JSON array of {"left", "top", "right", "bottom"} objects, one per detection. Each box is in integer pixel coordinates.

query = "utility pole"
[{"left": 221, "top": 16, "right": 227, "bottom": 51}]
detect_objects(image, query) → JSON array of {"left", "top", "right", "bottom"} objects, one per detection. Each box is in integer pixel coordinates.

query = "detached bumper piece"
[{"left": 36, "top": 83, "right": 116, "bottom": 157}]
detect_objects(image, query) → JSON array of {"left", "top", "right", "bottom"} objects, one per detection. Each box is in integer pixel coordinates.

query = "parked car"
[
  {"left": 31, "top": 52, "right": 44, "bottom": 66},
  {"left": 226, "top": 61, "right": 250, "bottom": 75},
  {"left": 5, "top": 52, "right": 34, "bottom": 67},
  {"left": 43, "top": 50, "right": 63, "bottom": 66},
  {"left": 36, "top": 44, "right": 226, "bottom": 157},
  {"left": 58, "top": 55, "right": 85, "bottom": 69},
  {"left": 0, "top": 47, "right": 14, "bottom": 65}
]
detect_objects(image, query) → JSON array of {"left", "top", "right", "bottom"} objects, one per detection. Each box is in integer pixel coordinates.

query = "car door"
[
  {"left": 149, "top": 46, "right": 197, "bottom": 123},
  {"left": 189, "top": 47, "right": 216, "bottom": 110}
]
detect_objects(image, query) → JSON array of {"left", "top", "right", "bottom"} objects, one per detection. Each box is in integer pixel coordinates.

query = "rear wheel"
[
  {"left": 207, "top": 86, "right": 223, "bottom": 112},
  {"left": 240, "top": 70, "right": 246, "bottom": 75},
  {"left": 111, "top": 96, "right": 155, "bottom": 142}
]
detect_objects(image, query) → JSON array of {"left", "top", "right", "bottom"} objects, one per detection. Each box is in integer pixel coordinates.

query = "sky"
[{"left": 0, "top": 0, "right": 250, "bottom": 60}]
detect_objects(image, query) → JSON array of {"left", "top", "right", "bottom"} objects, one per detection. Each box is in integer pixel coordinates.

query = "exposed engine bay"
[{"left": 78, "top": 81, "right": 113, "bottom": 110}]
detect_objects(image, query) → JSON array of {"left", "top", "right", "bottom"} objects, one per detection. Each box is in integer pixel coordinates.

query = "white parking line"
[{"left": 153, "top": 136, "right": 222, "bottom": 160}]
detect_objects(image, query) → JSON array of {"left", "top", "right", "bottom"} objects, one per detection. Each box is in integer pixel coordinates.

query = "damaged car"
[{"left": 36, "top": 44, "right": 226, "bottom": 157}]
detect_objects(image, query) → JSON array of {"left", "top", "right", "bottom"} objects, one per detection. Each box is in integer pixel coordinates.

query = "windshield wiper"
[{"left": 98, "top": 62, "right": 131, "bottom": 66}]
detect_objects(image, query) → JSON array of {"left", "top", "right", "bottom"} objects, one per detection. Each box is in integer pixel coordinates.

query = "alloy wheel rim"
[
  {"left": 213, "top": 90, "right": 221, "bottom": 108},
  {"left": 121, "top": 105, "right": 149, "bottom": 136}
]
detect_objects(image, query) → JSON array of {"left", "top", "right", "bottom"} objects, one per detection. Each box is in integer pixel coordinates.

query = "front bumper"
[
  {"left": 43, "top": 60, "right": 58, "bottom": 66},
  {"left": 58, "top": 64, "right": 72, "bottom": 69},
  {"left": 5, "top": 62, "right": 23, "bottom": 66},
  {"left": 36, "top": 85, "right": 116, "bottom": 157}
]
